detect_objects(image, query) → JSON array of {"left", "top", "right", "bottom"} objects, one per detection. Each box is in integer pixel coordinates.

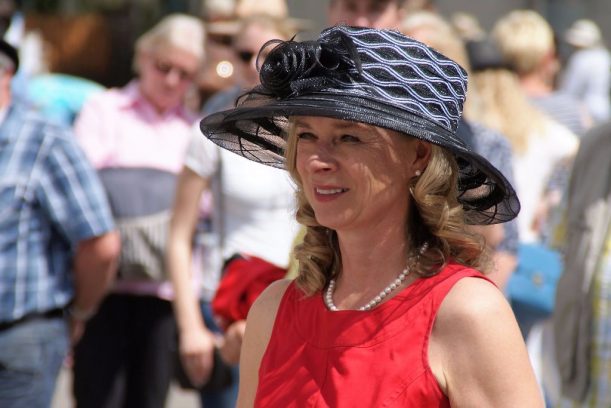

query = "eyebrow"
[{"left": 293, "top": 119, "right": 363, "bottom": 131}]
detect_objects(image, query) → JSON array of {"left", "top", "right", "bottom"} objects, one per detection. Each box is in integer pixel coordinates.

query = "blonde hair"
[
  {"left": 492, "top": 10, "right": 554, "bottom": 76},
  {"left": 450, "top": 12, "right": 485, "bottom": 42},
  {"left": 472, "top": 68, "right": 548, "bottom": 154},
  {"left": 134, "top": 14, "right": 206, "bottom": 72},
  {"left": 284, "top": 121, "right": 488, "bottom": 296}
]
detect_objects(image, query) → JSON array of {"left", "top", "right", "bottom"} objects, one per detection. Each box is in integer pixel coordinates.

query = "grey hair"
[{"left": 133, "top": 13, "right": 206, "bottom": 73}]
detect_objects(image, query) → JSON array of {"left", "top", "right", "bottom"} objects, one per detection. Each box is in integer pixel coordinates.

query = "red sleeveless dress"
[{"left": 254, "top": 262, "right": 489, "bottom": 407}]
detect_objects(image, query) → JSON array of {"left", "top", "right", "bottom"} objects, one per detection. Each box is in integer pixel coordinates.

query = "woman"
[
  {"left": 200, "top": 25, "right": 542, "bottom": 407},
  {"left": 72, "top": 14, "right": 205, "bottom": 408},
  {"left": 167, "top": 15, "right": 299, "bottom": 408},
  {"left": 469, "top": 36, "right": 579, "bottom": 245}
]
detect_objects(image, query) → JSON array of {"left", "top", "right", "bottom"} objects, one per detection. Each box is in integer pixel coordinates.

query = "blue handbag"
[{"left": 506, "top": 243, "right": 563, "bottom": 316}]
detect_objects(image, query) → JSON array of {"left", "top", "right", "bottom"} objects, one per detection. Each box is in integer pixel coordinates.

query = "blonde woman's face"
[
  {"left": 294, "top": 116, "right": 425, "bottom": 232},
  {"left": 233, "top": 24, "right": 283, "bottom": 88},
  {"left": 138, "top": 46, "right": 199, "bottom": 113}
]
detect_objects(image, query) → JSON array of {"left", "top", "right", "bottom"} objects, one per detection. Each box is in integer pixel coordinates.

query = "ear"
[
  {"left": 133, "top": 51, "right": 148, "bottom": 75},
  {"left": 412, "top": 140, "right": 432, "bottom": 172}
]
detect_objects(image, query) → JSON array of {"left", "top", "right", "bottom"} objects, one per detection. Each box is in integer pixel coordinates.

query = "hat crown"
[{"left": 259, "top": 26, "right": 468, "bottom": 132}]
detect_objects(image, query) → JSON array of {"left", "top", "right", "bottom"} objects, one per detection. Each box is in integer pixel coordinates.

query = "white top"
[
  {"left": 184, "top": 125, "right": 299, "bottom": 299},
  {"left": 560, "top": 47, "right": 611, "bottom": 124},
  {"left": 513, "top": 120, "right": 579, "bottom": 243}
]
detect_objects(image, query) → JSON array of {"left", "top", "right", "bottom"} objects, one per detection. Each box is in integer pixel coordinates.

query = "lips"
[
  {"left": 313, "top": 185, "right": 349, "bottom": 202},
  {"left": 315, "top": 187, "right": 348, "bottom": 195}
]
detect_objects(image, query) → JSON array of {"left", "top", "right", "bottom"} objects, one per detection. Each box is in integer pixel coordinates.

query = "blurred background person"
[
  {"left": 553, "top": 120, "right": 611, "bottom": 408},
  {"left": 327, "top": 0, "right": 405, "bottom": 29},
  {"left": 0, "top": 0, "right": 105, "bottom": 125},
  {"left": 450, "top": 11, "right": 485, "bottom": 42},
  {"left": 23, "top": 73, "right": 105, "bottom": 126},
  {"left": 493, "top": 10, "right": 590, "bottom": 137},
  {"left": 198, "top": 0, "right": 309, "bottom": 108},
  {"left": 167, "top": 14, "right": 299, "bottom": 408},
  {"left": 401, "top": 10, "right": 519, "bottom": 290},
  {"left": 202, "top": 14, "right": 297, "bottom": 116},
  {"left": 467, "top": 21, "right": 579, "bottom": 403},
  {"left": 0, "top": 0, "right": 46, "bottom": 101},
  {"left": 468, "top": 35, "right": 579, "bottom": 249},
  {"left": 0, "top": 38, "right": 119, "bottom": 408},
  {"left": 560, "top": 19, "right": 610, "bottom": 125},
  {"left": 71, "top": 14, "right": 206, "bottom": 408}
]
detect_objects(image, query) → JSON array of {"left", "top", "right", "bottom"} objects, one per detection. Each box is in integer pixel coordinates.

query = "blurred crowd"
[{"left": 0, "top": 0, "right": 610, "bottom": 407}]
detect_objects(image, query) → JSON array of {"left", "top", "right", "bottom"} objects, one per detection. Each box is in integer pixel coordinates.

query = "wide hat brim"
[{"left": 200, "top": 91, "right": 520, "bottom": 225}]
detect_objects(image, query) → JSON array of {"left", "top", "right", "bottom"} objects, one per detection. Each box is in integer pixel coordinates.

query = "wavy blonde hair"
[{"left": 284, "top": 121, "right": 488, "bottom": 295}]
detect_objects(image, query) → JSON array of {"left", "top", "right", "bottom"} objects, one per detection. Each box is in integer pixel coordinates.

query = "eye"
[
  {"left": 297, "top": 132, "right": 316, "bottom": 141},
  {"left": 340, "top": 134, "right": 361, "bottom": 143}
]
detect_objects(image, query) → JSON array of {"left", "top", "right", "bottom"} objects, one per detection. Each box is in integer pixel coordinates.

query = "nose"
[
  {"left": 307, "top": 143, "right": 338, "bottom": 173},
  {"left": 353, "top": 14, "right": 373, "bottom": 28},
  {"left": 165, "top": 69, "right": 182, "bottom": 87}
]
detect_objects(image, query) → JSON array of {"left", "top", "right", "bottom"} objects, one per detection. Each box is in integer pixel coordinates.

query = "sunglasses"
[
  {"left": 153, "top": 59, "right": 195, "bottom": 82},
  {"left": 236, "top": 50, "right": 257, "bottom": 64}
]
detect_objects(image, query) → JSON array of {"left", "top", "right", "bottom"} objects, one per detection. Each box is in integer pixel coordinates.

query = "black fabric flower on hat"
[{"left": 258, "top": 31, "right": 362, "bottom": 98}]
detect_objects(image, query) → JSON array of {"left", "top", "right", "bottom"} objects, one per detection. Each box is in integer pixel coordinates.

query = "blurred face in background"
[
  {"left": 0, "top": 56, "right": 14, "bottom": 108},
  {"left": 138, "top": 46, "right": 200, "bottom": 113},
  {"left": 233, "top": 23, "right": 284, "bottom": 88},
  {"left": 328, "top": 0, "right": 403, "bottom": 29}
]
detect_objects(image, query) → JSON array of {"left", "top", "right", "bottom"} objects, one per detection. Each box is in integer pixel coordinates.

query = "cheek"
[
  {"left": 376, "top": 10, "right": 399, "bottom": 27},
  {"left": 295, "top": 150, "right": 309, "bottom": 181}
]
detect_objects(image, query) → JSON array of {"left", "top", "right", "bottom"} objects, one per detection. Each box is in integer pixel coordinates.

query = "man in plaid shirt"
[{"left": 0, "top": 39, "right": 120, "bottom": 407}]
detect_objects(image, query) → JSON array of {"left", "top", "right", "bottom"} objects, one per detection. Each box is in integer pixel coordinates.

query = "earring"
[{"left": 414, "top": 170, "right": 422, "bottom": 177}]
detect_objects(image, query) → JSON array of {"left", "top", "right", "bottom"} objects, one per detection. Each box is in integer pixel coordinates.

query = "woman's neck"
[{"left": 333, "top": 223, "right": 413, "bottom": 307}]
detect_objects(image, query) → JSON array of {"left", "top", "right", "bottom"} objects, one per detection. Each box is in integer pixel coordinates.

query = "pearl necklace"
[{"left": 324, "top": 266, "right": 411, "bottom": 312}]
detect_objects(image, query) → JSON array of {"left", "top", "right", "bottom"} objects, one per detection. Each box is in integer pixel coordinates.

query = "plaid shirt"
[{"left": 0, "top": 103, "right": 114, "bottom": 323}]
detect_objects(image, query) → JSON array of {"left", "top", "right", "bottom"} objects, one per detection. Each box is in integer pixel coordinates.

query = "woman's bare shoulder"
[
  {"left": 439, "top": 276, "right": 508, "bottom": 322},
  {"left": 247, "top": 279, "right": 293, "bottom": 335},
  {"left": 431, "top": 276, "right": 542, "bottom": 407},
  {"left": 238, "top": 280, "right": 294, "bottom": 407},
  {"left": 252, "top": 279, "right": 293, "bottom": 310}
]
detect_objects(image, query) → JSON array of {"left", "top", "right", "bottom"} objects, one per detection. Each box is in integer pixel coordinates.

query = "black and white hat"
[{"left": 200, "top": 25, "right": 520, "bottom": 225}]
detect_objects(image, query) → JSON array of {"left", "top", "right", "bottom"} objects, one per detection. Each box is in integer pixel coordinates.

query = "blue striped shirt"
[
  {"left": 460, "top": 121, "right": 519, "bottom": 254},
  {"left": 0, "top": 103, "right": 114, "bottom": 323}
]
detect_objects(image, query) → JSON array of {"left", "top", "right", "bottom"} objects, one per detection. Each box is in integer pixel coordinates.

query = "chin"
[{"left": 313, "top": 212, "right": 347, "bottom": 232}]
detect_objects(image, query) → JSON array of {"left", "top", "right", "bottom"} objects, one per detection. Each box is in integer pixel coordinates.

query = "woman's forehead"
[{"left": 292, "top": 116, "right": 408, "bottom": 139}]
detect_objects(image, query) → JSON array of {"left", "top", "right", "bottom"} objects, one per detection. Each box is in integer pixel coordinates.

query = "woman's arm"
[
  {"left": 237, "top": 279, "right": 292, "bottom": 407},
  {"left": 167, "top": 166, "right": 217, "bottom": 386},
  {"left": 429, "top": 277, "right": 543, "bottom": 407}
]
